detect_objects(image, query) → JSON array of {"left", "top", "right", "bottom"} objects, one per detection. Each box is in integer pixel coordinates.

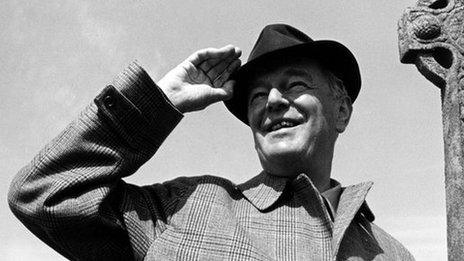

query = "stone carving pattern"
[{"left": 399, "top": 0, "right": 464, "bottom": 260}]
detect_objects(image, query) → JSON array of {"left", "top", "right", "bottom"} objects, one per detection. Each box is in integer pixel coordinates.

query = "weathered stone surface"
[{"left": 399, "top": 0, "right": 464, "bottom": 260}]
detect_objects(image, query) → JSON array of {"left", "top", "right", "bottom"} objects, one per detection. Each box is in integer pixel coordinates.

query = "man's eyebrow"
[
  {"left": 248, "top": 79, "right": 268, "bottom": 90},
  {"left": 283, "top": 68, "right": 313, "bottom": 81}
]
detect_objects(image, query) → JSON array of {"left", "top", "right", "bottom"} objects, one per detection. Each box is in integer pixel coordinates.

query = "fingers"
[
  {"left": 205, "top": 47, "right": 241, "bottom": 82},
  {"left": 187, "top": 45, "right": 241, "bottom": 82},
  {"left": 179, "top": 45, "right": 241, "bottom": 109},
  {"left": 187, "top": 45, "right": 238, "bottom": 67},
  {"left": 198, "top": 46, "right": 238, "bottom": 73},
  {"left": 212, "top": 58, "right": 241, "bottom": 88},
  {"left": 210, "top": 79, "right": 236, "bottom": 102}
]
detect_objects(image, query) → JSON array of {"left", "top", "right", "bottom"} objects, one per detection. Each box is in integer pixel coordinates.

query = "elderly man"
[{"left": 9, "top": 24, "right": 414, "bottom": 260}]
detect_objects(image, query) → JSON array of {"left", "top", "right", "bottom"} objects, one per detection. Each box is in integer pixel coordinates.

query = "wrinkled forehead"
[{"left": 245, "top": 57, "right": 326, "bottom": 89}]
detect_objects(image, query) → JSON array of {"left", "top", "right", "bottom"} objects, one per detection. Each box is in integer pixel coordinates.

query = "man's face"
[{"left": 246, "top": 58, "right": 346, "bottom": 177}]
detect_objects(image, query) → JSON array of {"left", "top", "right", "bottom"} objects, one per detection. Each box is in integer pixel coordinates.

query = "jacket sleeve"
[{"left": 7, "top": 62, "right": 185, "bottom": 261}]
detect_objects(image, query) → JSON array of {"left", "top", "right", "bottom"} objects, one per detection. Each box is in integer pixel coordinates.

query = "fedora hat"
[{"left": 224, "top": 23, "right": 361, "bottom": 125}]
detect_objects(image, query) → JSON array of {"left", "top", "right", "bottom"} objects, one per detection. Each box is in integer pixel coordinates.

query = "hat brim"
[{"left": 224, "top": 40, "right": 361, "bottom": 125}]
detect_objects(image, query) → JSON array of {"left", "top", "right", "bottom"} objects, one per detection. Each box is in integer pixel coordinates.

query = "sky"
[{"left": 1, "top": 0, "right": 447, "bottom": 260}]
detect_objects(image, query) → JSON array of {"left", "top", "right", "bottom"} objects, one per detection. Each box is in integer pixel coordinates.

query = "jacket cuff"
[
  {"left": 113, "top": 61, "right": 183, "bottom": 122},
  {"left": 94, "top": 61, "right": 183, "bottom": 152}
]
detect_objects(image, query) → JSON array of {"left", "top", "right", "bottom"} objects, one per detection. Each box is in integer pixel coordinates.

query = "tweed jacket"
[{"left": 8, "top": 63, "right": 414, "bottom": 261}]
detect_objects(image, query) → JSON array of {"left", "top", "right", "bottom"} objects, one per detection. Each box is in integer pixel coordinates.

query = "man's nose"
[{"left": 266, "top": 88, "right": 289, "bottom": 112}]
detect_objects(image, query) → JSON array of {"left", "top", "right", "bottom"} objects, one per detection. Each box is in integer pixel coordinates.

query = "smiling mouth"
[{"left": 266, "top": 120, "right": 300, "bottom": 132}]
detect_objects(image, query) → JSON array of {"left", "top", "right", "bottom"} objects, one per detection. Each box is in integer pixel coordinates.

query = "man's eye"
[{"left": 250, "top": 92, "right": 267, "bottom": 103}]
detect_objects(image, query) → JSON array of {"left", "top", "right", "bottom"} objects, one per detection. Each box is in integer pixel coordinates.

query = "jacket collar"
[
  {"left": 237, "top": 172, "right": 376, "bottom": 222},
  {"left": 332, "top": 181, "right": 374, "bottom": 255},
  {"left": 237, "top": 171, "right": 288, "bottom": 211},
  {"left": 238, "top": 173, "right": 375, "bottom": 256}
]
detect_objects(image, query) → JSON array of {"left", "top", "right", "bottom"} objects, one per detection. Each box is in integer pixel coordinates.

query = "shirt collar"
[
  {"left": 321, "top": 179, "right": 342, "bottom": 216},
  {"left": 321, "top": 179, "right": 375, "bottom": 223}
]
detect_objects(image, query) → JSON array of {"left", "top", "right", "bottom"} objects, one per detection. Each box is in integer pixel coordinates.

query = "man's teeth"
[{"left": 270, "top": 121, "right": 295, "bottom": 131}]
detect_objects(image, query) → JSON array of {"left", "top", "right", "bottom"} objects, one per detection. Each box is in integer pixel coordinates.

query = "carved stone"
[{"left": 399, "top": 0, "right": 464, "bottom": 259}]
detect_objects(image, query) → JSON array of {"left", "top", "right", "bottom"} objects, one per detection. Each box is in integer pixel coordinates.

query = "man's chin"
[
  {"left": 258, "top": 150, "right": 305, "bottom": 176},
  {"left": 262, "top": 146, "right": 304, "bottom": 159}
]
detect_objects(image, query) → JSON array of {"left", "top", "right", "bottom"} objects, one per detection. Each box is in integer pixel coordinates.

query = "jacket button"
[{"left": 103, "top": 95, "right": 115, "bottom": 108}]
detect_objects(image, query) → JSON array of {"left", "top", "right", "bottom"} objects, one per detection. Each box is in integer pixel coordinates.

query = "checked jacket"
[{"left": 8, "top": 62, "right": 414, "bottom": 260}]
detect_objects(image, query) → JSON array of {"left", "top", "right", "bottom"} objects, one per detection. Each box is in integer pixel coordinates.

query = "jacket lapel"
[
  {"left": 237, "top": 171, "right": 288, "bottom": 211},
  {"left": 332, "top": 181, "right": 374, "bottom": 255}
]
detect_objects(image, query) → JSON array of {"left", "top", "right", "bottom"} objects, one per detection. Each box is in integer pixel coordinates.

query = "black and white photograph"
[{"left": 1, "top": 0, "right": 452, "bottom": 260}]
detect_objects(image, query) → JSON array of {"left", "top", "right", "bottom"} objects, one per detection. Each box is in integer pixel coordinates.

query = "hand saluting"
[{"left": 158, "top": 45, "right": 242, "bottom": 113}]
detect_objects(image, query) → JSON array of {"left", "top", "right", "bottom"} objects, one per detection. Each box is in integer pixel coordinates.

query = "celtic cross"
[{"left": 398, "top": 0, "right": 464, "bottom": 259}]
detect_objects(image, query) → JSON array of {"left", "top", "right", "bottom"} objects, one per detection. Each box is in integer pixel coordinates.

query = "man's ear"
[{"left": 335, "top": 96, "right": 352, "bottom": 133}]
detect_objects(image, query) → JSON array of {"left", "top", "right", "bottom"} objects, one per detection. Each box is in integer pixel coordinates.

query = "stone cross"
[{"left": 398, "top": 0, "right": 464, "bottom": 259}]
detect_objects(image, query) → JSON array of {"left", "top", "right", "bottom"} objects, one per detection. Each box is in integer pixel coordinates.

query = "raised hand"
[{"left": 157, "top": 45, "right": 242, "bottom": 113}]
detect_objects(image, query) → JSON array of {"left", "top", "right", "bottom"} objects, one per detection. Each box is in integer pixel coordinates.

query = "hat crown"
[{"left": 248, "top": 24, "right": 314, "bottom": 62}]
